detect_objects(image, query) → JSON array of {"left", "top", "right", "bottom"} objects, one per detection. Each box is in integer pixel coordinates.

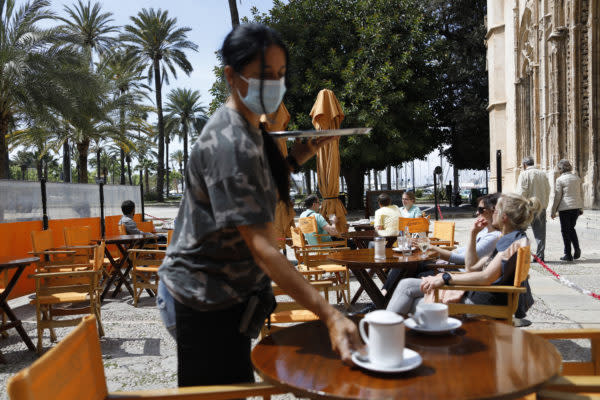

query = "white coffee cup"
[
  {"left": 359, "top": 310, "right": 405, "bottom": 367},
  {"left": 413, "top": 303, "right": 448, "bottom": 329}
]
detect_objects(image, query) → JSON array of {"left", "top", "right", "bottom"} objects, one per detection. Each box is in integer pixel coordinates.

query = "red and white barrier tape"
[
  {"left": 437, "top": 205, "right": 444, "bottom": 220},
  {"left": 144, "top": 212, "right": 169, "bottom": 223},
  {"left": 532, "top": 254, "right": 600, "bottom": 301}
]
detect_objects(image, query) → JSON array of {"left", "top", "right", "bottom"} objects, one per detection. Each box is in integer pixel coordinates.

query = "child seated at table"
[{"left": 119, "top": 200, "right": 149, "bottom": 235}]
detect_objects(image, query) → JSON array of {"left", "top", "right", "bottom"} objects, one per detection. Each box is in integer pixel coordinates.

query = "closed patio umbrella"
[
  {"left": 261, "top": 103, "right": 296, "bottom": 247},
  {"left": 310, "top": 89, "right": 347, "bottom": 233}
]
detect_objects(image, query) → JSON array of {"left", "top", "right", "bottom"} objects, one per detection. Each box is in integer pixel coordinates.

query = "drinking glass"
[
  {"left": 418, "top": 237, "right": 430, "bottom": 259},
  {"left": 402, "top": 236, "right": 412, "bottom": 257}
]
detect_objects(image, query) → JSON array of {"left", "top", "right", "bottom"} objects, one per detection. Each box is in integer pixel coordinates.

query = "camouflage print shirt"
[{"left": 158, "top": 105, "right": 276, "bottom": 311}]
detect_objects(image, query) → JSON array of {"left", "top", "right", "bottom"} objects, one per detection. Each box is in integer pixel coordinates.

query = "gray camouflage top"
[{"left": 158, "top": 105, "right": 276, "bottom": 311}]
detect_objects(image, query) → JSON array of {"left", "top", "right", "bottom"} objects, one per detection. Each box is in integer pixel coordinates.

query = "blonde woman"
[{"left": 387, "top": 193, "right": 541, "bottom": 315}]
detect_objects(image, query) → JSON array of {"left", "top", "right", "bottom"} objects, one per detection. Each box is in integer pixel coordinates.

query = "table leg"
[
  {"left": 0, "top": 266, "right": 36, "bottom": 352},
  {"left": 350, "top": 268, "right": 386, "bottom": 309},
  {"left": 111, "top": 243, "right": 134, "bottom": 298}
]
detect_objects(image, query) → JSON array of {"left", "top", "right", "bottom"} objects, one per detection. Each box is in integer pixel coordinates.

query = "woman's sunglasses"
[{"left": 477, "top": 206, "right": 494, "bottom": 214}]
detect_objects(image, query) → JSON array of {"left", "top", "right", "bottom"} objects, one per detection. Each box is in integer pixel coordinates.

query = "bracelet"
[{"left": 286, "top": 154, "right": 300, "bottom": 173}]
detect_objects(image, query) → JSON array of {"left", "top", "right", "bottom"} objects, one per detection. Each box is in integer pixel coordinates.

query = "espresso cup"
[
  {"left": 413, "top": 303, "right": 448, "bottom": 329},
  {"left": 359, "top": 310, "right": 405, "bottom": 367}
]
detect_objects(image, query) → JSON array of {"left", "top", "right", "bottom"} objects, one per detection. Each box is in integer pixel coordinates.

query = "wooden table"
[
  {"left": 252, "top": 319, "right": 561, "bottom": 399},
  {"left": 94, "top": 234, "right": 157, "bottom": 300},
  {"left": 349, "top": 223, "right": 374, "bottom": 231},
  {"left": 341, "top": 231, "right": 397, "bottom": 249},
  {"left": 0, "top": 256, "right": 38, "bottom": 361},
  {"left": 328, "top": 248, "right": 436, "bottom": 308}
]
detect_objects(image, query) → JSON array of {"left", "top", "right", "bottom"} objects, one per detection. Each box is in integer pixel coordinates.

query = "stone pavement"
[{"left": 0, "top": 205, "right": 598, "bottom": 399}]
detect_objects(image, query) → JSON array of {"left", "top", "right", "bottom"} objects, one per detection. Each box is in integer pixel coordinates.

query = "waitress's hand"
[
  {"left": 325, "top": 311, "right": 363, "bottom": 364},
  {"left": 289, "top": 136, "right": 338, "bottom": 166}
]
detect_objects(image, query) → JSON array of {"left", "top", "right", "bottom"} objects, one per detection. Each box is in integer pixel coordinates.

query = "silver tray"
[{"left": 268, "top": 127, "right": 371, "bottom": 138}]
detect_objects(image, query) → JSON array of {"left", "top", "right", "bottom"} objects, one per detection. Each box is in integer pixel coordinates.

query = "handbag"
[{"left": 238, "top": 284, "right": 277, "bottom": 338}]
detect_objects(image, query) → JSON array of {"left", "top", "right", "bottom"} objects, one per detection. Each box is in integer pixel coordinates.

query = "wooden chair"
[
  {"left": 434, "top": 245, "right": 531, "bottom": 323},
  {"left": 127, "top": 249, "right": 164, "bottom": 307},
  {"left": 527, "top": 329, "right": 600, "bottom": 399},
  {"left": 398, "top": 217, "right": 430, "bottom": 235},
  {"left": 30, "top": 230, "right": 82, "bottom": 274},
  {"left": 118, "top": 223, "right": 127, "bottom": 235},
  {"left": 297, "top": 246, "right": 351, "bottom": 305},
  {"left": 63, "top": 226, "right": 96, "bottom": 262},
  {"left": 30, "top": 242, "right": 105, "bottom": 354},
  {"left": 7, "top": 315, "right": 283, "bottom": 400},
  {"left": 261, "top": 300, "right": 320, "bottom": 339},
  {"left": 138, "top": 221, "right": 155, "bottom": 234},
  {"left": 431, "top": 221, "right": 457, "bottom": 249},
  {"left": 298, "top": 215, "right": 347, "bottom": 246}
]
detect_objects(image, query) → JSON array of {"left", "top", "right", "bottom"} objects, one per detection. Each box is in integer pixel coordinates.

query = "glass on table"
[
  {"left": 369, "top": 216, "right": 375, "bottom": 225},
  {"left": 418, "top": 237, "right": 430, "bottom": 259}
]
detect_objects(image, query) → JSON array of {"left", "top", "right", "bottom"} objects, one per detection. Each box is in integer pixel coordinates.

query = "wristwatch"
[{"left": 442, "top": 272, "right": 452, "bottom": 285}]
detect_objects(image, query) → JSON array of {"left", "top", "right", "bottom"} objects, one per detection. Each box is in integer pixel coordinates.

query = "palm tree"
[
  {"left": 0, "top": 0, "right": 93, "bottom": 179},
  {"left": 228, "top": 0, "right": 240, "bottom": 27},
  {"left": 13, "top": 151, "right": 36, "bottom": 180},
  {"left": 56, "top": 0, "right": 118, "bottom": 183},
  {"left": 121, "top": 8, "right": 198, "bottom": 201},
  {"left": 171, "top": 149, "right": 184, "bottom": 192},
  {"left": 165, "top": 88, "right": 207, "bottom": 173}
]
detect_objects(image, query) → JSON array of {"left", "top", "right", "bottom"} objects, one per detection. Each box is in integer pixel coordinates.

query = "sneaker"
[
  {"left": 573, "top": 248, "right": 581, "bottom": 260},
  {"left": 560, "top": 255, "right": 573, "bottom": 262}
]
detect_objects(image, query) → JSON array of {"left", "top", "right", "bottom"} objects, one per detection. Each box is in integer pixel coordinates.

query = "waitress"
[{"left": 158, "top": 23, "right": 360, "bottom": 387}]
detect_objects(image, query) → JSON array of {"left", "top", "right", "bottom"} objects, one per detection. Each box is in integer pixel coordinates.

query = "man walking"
[{"left": 515, "top": 156, "right": 550, "bottom": 262}]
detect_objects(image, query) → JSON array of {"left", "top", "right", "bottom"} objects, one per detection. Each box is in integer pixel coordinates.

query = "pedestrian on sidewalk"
[
  {"left": 551, "top": 159, "right": 584, "bottom": 261},
  {"left": 515, "top": 156, "right": 550, "bottom": 262}
]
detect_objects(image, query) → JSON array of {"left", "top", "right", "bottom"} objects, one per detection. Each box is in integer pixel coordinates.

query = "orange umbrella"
[
  {"left": 310, "top": 89, "right": 347, "bottom": 233},
  {"left": 262, "top": 103, "right": 296, "bottom": 247}
]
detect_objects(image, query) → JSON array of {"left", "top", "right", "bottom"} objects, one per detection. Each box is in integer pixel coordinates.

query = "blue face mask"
[{"left": 237, "top": 75, "right": 286, "bottom": 114}]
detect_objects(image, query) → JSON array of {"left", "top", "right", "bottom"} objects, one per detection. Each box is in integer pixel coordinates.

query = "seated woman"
[
  {"left": 386, "top": 193, "right": 541, "bottom": 315},
  {"left": 399, "top": 191, "right": 422, "bottom": 218}
]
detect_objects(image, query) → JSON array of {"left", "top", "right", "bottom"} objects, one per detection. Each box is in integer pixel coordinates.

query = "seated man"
[
  {"left": 386, "top": 193, "right": 541, "bottom": 315},
  {"left": 299, "top": 195, "right": 339, "bottom": 245},
  {"left": 118, "top": 200, "right": 150, "bottom": 235},
  {"left": 374, "top": 193, "right": 402, "bottom": 236}
]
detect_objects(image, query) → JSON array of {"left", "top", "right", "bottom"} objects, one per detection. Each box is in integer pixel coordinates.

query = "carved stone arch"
[{"left": 516, "top": 6, "right": 536, "bottom": 163}]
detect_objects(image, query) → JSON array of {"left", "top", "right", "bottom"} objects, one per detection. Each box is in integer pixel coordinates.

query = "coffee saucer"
[
  {"left": 351, "top": 348, "right": 422, "bottom": 373},
  {"left": 392, "top": 247, "right": 416, "bottom": 252},
  {"left": 405, "top": 317, "right": 462, "bottom": 334}
]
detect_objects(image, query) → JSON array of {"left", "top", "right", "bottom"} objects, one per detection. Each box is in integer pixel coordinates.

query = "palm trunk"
[
  {"left": 144, "top": 167, "right": 149, "bottom": 192},
  {"left": 96, "top": 147, "right": 101, "bottom": 178},
  {"left": 0, "top": 117, "right": 10, "bottom": 179},
  {"left": 165, "top": 137, "right": 170, "bottom": 198},
  {"left": 386, "top": 166, "right": 391, "bottom": 190},
  {"left": 127, "top": 154, "right": 132, "bottom": 185},
  {"left": 20, "top": 166, "right": 27, "bottom": 180},
  {"left": 36, "top": 159, "right": 43, "bottom": 181},
  {"left": 154, "top": 58, "right": 165, "bottom": 202},
  {"left": 183, "top": 122, "right": 189, "bottom": 173},
  {"left": 62, "top": 140, "right": 71, "bottom": 182},
  {"left": 119, "top": 107, "right": 126, "bottom": 184},
  {"left": 76, "top": 139, "right": 90, "bottom": 183},
  {"left": 228, "top": 0, "right": 240, "bottom": 27},
  {"left": 44, "top": 161, "right": 49, "bottom": 181},
  {"left": 374, "top": 170, "right": 379, "bottom": 190},
  {"left": 120, "top": 148, "right": 125, "bottom": 184}
]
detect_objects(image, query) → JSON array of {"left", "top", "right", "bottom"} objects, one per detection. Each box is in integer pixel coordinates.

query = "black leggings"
[
  {"left": 558, "top": 209, "right": 580, "bottom": 256},
  {"left": 175, "top": 299, "right": 254, "bottom": 387}
]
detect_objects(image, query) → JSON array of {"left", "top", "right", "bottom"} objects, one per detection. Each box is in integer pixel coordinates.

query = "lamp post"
[{"left": 433, "top": 166, "right": 442, "bottom": 220}]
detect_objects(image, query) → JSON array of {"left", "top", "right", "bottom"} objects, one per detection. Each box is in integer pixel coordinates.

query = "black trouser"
[
  {"left": 175, "top": 299, "right": 254, "bottom": 387},
  {"left": 558, "top": 209, "right": 580, "bottom": 257}
]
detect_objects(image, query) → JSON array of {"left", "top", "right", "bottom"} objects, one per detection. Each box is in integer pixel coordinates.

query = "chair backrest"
[
  {"left": 7, "top": 315, "right": 108, "bottom": 400},
  {"left": 117, "top": 224, "right": 127, "bottom": 235},
  {"left": 301, "top": 246, "right": 349, "bottom": 268},
  {"left": 432, "top": 221, "right": 455, "bottom": 245},
  {"left": 31, "top": 230, "right": 54, "bottom": 253},
  {"left": 398, "top": 217, "right": 430, "bottom": 234},
  {"left": 138, "top": 221, "right": 155, "bottom": 233},
  {"left": 298, "top": 216, "right": 319, "bottom": 234},
  {"left": 92, "top": 242, "right": 106, "bottom": 273},
  {"left": 291, "top": 226, "right": 306, "bottom": 248},
  {"left": 513, "top": 246, "right": 531, "bottom": 287},
  {"left": 64, "top": 226, "right": 91, "bottom": 247},
  {"left": 167, "top": 229, "right": 174, "bottom": 245}
]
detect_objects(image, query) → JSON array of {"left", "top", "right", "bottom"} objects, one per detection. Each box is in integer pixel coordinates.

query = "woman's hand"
[
  {"left": 325, "top": 312, "right": 363, "bottom": 364},
  {"left": 289, "top": 136, "right": 338, "bottom": 166},
  {"left": 471, "top": 216, "right": 488, "bottom": 235},
  {"left": 420, "top": 274, "right": 444, "bottom": 294}
]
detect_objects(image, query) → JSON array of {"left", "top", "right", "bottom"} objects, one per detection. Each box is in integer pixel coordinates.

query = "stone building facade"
[{"left": 487, "top": 0, "right": 599, "bottom": 208}]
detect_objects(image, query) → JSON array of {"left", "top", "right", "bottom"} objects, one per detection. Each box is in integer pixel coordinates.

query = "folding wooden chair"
[
  {"left": 398, "top": 217, "right": 430, "bottom": 236},
  {"left": 7, "top": 315, "right": 283, "bottom": 400},
  {"left": 431, "top": 220, "right": 457, "bottom": 249},
  {"left": 127, "top": 249, "right": 164, "bottom": 307},
  {"left": 30, "top": 242, "right": 105, "bottom": 353},
  {"left": 528, "top": 329, "right": 600, "bottom": 399},
  {"left": 434, "top": 245, "right": 530, "bottom": 324}
]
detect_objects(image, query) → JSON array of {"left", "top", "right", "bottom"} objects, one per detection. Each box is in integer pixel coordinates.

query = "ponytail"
[{"left": 260, "top": 124, "right": 290, "bottom": 203}]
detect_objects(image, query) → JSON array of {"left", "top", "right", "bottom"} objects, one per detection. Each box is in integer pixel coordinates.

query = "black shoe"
[
  {"left": 356, "top": 303, "right": 377, "bottom": 315},
  {"left": 574, "top": 248, "right": 581, "bottom": 260},
  {"left": 560, "top": 255, "right": 573, "bottom": 262},
  {"left": 532, "top": 257, "right": 544, "bottom": 264}
]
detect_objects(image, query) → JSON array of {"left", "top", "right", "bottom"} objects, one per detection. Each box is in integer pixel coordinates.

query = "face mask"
[{"left": 236, "top": 75, "right": 286, "bottom": 114}]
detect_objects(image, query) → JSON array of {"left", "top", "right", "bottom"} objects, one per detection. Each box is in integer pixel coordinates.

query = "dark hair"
[
  {"left": 304, "top": 194, "right": 319, "bottom": 209},
  {"left": 477, "top": 192, "right": 501, "bottom": 210},
  {"left": 121, "top": 200, "right": 135, "bottom": 216},
  {"left": 378, "top": 193, "right": 391, "bottom": 206},
  {"left": 403, "top": 191, "right": 416, "bottom": 202},
  {"left": 220, "top": 23, "right": 290, "bottom": 203}
]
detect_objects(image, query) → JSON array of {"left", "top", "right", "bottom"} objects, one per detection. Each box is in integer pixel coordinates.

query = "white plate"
[
  {"left": 405, "top": 317, "right": 462, "bottom": 334},
  {"left": 351, "top": 348, "right": 422, "bottom": 373},
  {"left": 392, "top": 247, "right": 417, "bottom": 252},
  {"left": 269, "top": 127, "right": 371, "bottom": 138}
]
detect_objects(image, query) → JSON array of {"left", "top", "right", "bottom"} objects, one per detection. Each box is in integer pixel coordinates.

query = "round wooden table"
[
  {"left": 252, "top": 319, "right": 561, "bottom": 400},
  {"left": 341, "top": 231, "right": 397, "bottom": 249},
  {"left": 0, "top": 256, "right": 39, "bottom": 359},
  {"left": 328, "top": 248, "right": 436, "bottom": 308}
]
